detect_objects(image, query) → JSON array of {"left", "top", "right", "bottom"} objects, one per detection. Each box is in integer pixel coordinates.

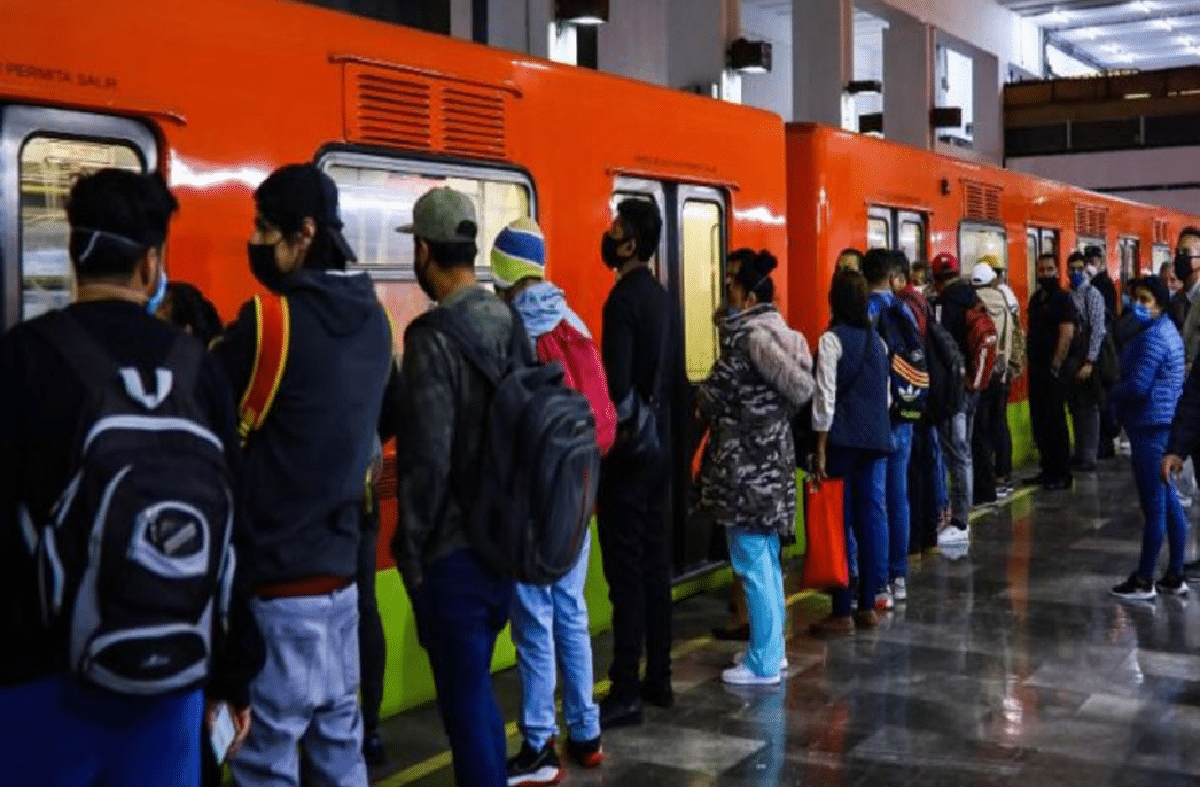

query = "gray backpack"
[{"left": 23, "top": 312, "right": 234, "bottom": 695}]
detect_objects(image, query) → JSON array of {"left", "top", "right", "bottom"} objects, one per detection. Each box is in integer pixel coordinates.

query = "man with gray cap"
[
  {"left": 214, "top": 163, "right": 398, "bottom": 787},
  {"left": 391, "top": 186, "right": 520, "bottom": 787}
]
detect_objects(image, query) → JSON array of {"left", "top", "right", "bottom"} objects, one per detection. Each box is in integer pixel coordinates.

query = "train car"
[
  {"left": 1, "top": 0, "right": 787, "bottom": 715},
  {"left": 786, "top": 122, "right": 1197, "bottom": 468}
]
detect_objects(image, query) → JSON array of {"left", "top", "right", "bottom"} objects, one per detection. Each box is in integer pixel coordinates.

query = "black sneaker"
[
  {"left": 565, "top": 736, "right": 604, "bottom": 768},
  {"left": 1157, "top": 573, "right": 1191, "bottom": 597},
  {"left": 506, "top": 739, "right": 562, "bottom": 787},
  {"left": 1183, "top": 559, "right": 1200, "bottom": 579},
  {"left": 362, "top": 730, "right": 387, "bottom": 768},
  {"left": 1111, "top": 573, "right": 1156, "bottom": 601}
]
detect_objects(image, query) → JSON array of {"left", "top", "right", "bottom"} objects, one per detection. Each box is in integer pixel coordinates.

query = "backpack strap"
[
  {"left": 237, "top": 293, "right": 291, "bottom": 442},
  {"left": 418, "top": 305, "right": 530, "bottom": 388}
]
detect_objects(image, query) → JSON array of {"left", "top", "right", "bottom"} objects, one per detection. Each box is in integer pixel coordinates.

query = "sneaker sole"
[
  {"left": 508, "top": 766, "right": 563, "bottom": 787},
  {"left": 1158, "top": 586, "right": 1191, "bottom": 597},
  {"left": 1110, "top": 589, "right": 1156, "bottom": 601},
  {"left": 721, "top": 673, "right": 781, "bottom": 686}
]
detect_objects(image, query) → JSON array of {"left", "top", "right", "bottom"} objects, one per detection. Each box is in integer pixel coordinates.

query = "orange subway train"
[{"left": 2, "top": 0, "right": 1195, "bottom": 716}]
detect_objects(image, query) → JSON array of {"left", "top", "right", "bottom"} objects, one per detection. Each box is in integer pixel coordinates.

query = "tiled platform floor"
[{"left": 369, "top": 458, "right": 1200, "bottom": 786}]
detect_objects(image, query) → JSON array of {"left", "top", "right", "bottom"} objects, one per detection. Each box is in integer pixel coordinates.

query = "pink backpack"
[{"left": 536, "top": 320, "right": 617, "bottom": 457}]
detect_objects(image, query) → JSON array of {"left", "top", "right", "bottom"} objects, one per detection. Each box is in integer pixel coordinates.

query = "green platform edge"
[{"left": 374, "top": 400, "right": 1037, "bottom": 718}]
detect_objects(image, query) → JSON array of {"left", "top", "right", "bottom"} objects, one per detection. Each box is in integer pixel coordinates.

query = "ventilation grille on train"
[
  {"left": 345, "top": 63, "right": 509, "bottom": 160},
  {"left": 964, "top": 182, "right": 1002, "bottom": 222},
  {"left": 1075, "top": 206, "right": 1108, "bottom": 239},
  {"left": 1154, "top": 219, "right": 1170, "bottom": 244}
]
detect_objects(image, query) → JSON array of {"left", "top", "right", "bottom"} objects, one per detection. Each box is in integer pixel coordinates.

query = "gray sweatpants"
[{"left": 230, "top": 584, "right": 367, "bottom": 787}]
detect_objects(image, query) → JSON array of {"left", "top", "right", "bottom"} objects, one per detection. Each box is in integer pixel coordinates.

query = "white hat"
[{"left": 972, "top": 264, "right": 997, "bottom": 286}]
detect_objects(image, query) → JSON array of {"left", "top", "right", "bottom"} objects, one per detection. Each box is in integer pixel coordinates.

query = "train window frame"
[
  {"left": 897, "top": 212, "right": 927, "bottom": 264},
  {"left": 1153, "top": 243, "right": 1171, "bottom": 275},
  {"left": 958, "top": 221, "right": 1007, "bottom": 280},
  {"left": 867, "top": 213, "right": 890, "bottom": 251},
  {"left": 1118, "top": 236, "right": 1140, "bottom": 281},
  {"left": 1027, "top": 226, "right": 1060, "bottom": 287},
  {"left": 867, "top": 206, "right": 928, "bottom": 265},
  {"left": 1, "top": 105, "right": 157, "bottom": 330},
  {"left": 318, "top": 150, "right": 537, "bottom": 354},
  {"left": 611, "top": 177, "right": 669, "bottom": 285},
  {"left": 677, "top": 187, "right": 727, "bottom": 384}
]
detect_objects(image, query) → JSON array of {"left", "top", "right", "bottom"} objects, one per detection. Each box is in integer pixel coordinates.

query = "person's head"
[
  {"left": 1162, "top": 260, "right": 1183, "bottom": 295},
  {"left": 727, "top": 250, "right": 778, "bottom": 311},
  {"left": 601, "top": 198, "right": 661, "bottom": 271},
  {"left": 1066, "top": 250, "right": 1088, "bottom": 289},
  {"left": 1132, "top": 275, "right": 1170, "bottom": 322},
  {"left": 861, "top": 248, "right": 892, "bottom": 288},
  {"left": 1084, "top": 245, "right": 1104, "bottom": 277},
  {"left": 66, "top": 168, "right": 178, "bottom": 311},
  {"left": 157, "top": 281, "right": 222, "bottom": 346},
  {"left": 397, "top": 186, "right": 479, "bottom": 302},
  {"left": 250, "top": 164, "right": 357, "bottom": 291},
  {"left": 1175, "top": 226, "right": 1200, "bottom": 288},
  {"left": 835, "top": 248, "right": 863, "bottom": 274},
  {"left": 971, "top": 263, "right": 998, "bottom": 289},
  {"left": 930, "top": 252, "right": 960, "bottom": 287},
  {"left": 489, "top": 216, "right": 545, "bottom": 302},
  {"left": 829, "top": 270, "right": 870, "bottom": 328},
  {"left": 1037, "top": 252, "right": 1061, "bottom": 289},
  {"left": 908, "top": 260, "right": 929, "bottom": 290}
]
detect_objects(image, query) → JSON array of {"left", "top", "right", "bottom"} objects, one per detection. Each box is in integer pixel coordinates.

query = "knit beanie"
[{"left": 490, "top": 216, "right": 545, "bottom": 289}]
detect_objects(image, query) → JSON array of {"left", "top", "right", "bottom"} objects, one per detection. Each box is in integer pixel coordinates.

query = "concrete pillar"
[
  {"left": 665, "top": 0, "right": 724, "bottom": 91},
  {"left": 486, "top": 0, "right": 551, "bottom": 58},
  {"left": 792, "top": 0, "right": 851, "bottom": 125},
  {"left": 598, "top": 0, "right": 670, "bottom": 86},
  {"left": 882, "top": 12, "right": 931, "bottom": 149},
  {"left": 973, "top": 48, "right": 1002, "bottom": 165},
  {"left": 449, "top": 0, "right": 472, "bottom": 39}
]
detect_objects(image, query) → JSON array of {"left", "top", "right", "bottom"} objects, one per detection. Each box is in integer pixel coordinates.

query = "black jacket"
[
  {"left": 934, "top": 279, "right": 980, "bottom": 366},
  {"left": 1169, "top": 358, "right": 1200, "bottom": 459},
  {"left": 214, "top": 266, "right": 398, "bottom": 589},
  {"left": 1091, "top": 272, "right": 1118, "bottom": 324}
]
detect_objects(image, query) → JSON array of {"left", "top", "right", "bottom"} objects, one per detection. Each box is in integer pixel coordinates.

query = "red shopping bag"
[{"left": 800, "top": 478, "right": 849, "bottom": 590}]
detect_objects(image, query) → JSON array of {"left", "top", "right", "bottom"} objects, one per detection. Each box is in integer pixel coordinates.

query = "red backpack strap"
[{"left": 237, "top": 293, "right": 291, "bottom": 442}]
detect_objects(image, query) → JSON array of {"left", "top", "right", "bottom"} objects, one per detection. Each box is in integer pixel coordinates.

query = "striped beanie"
[{"left": 490, "top": 216, "right": 546, "bottom": 289}]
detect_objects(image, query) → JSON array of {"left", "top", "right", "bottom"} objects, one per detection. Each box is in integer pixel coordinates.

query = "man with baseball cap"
[
  {"left": 214, "top": 163, "right": 398, "bottom": 787},
  {"left": 391, "top": 186, "right": 519, "bottom": 786}
]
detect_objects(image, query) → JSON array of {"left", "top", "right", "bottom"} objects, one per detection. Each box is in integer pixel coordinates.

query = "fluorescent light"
[{"left": 564, "top": 14, "right": 604, "bottom": 25}]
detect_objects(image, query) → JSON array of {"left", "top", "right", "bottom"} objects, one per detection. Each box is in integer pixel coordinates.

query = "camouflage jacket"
[{"left": 696, "top": 304, "right": 814, "bottom": 541}]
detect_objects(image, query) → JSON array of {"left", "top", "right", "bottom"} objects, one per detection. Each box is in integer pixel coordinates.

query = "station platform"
[{"left": 368, "top": 458, "right": 1200, "bottom": 787}]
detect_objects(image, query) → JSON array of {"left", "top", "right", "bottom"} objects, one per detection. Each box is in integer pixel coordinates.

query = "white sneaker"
[
  {"left": 721, "top": 663, "right": 781, "bottom": 686},
  {"left": 733, "top": 649, "right": 788, "bottom": 671},
  {"left": 892, "top": 577, "right": 907, "bottom": 601},
  {"left": 874, "top": 590, "right": 894, "bottom": 611},
  {"left": 938, "top": 524, "right": 970, "bottom": 546}
]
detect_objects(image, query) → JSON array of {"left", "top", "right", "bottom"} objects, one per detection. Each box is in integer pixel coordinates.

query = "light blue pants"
[
  {"left": 727, "top": 529, "right": 784, "bottom": 677},
  {"left": 511, "top": 536, "right": 600, "bottom": 750},
  {"left": 940, "top": 392, "right": 979, "bottom": 525},
  {"left": 231, "top": 584, "right": 367, "bottom": 787}
]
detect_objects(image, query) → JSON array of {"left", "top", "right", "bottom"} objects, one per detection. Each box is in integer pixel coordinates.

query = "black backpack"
[
  {"left": 24, "top": 312, "right": 234, "bottom": 695},
  {"left": 415, "top": 307, "right": 600, "bottom": 586},
  {"left": 875, "top": 302, "right": 930, "bottom": 423},
  {"left": 923, "top": 316, "right": 966, "bottom": 425}
]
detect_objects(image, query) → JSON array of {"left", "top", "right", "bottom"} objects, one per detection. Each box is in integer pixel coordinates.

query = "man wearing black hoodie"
[
  {"left": 929, "top": 253, "right": 979, "bottom": 543},
  {"left": 214, "top": 164, "right": 397, "bottom": 787}
]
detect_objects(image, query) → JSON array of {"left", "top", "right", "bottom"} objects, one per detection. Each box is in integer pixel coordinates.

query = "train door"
[
  {"left": 867, "top": 206, "right": 928, "bottom": 264},
  {"left": 1119, "top": 236, "right": 1140, "bottom": 281},
  {"left": 0, "top": 105, "right": 158, "bottom": 330},
  {"left": 610, "top": 178, "right": 727, "bottom": 580},
  {"left": 1026, "top": 226, "right": 1060, "bottom": 287}
]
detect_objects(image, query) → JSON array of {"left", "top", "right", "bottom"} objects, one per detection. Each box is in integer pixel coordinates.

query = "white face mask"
[{"left": 1085, "top": 265, "right": 1099, "bottom": 279}]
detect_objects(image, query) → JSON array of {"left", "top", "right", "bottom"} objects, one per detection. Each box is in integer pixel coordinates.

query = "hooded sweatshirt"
[
  {"left": 215, "top": 267, "right": 394, "bottom": 588},
  {"left": 935, "top": 278, "right": 980, "bottom": 366},
  {"left": 512, "top": 280, "right": 592, "bottom": 342}
]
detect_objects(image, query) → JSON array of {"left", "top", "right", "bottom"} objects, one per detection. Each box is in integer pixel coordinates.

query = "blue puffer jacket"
[{"left": 1110, "top": 313, "right": 1184, "bottom": 431}]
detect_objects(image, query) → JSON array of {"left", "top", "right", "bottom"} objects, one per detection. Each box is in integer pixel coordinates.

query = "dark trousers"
[
  {"left": 357, "top": 499, "right": 386, "bottom": 734},
  {"left": 1099, "top": 390, "right": 1118, "bottom": 459},
  {"left": 410, "top": 549, "right": 512, "bottom": 787},
  {"left": 596, "top": 451, "right": 673, "bottom": 700},
  {"left": 992, "top": 379, "right": 1013, "bottom": 480},
  {"left": 972, "top": 378, "right": 1004, "bottom": 503},
  {"left": 1029, "top": 367, "right": 1071, "bottom": 483},
  {"left": 908, "top": 423, "right": 939, "bottom": 554}
]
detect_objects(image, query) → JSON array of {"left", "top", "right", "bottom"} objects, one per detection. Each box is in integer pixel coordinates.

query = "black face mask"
[
  {"left": 1175, "top": 252, "right": 1195, "bottom": 283},
  {"left": 248, "top": 243, "right": 287, "bottom": 292},
  {"left": 601, "top": 233, "right": 633, "bottom": 270},
  {"left": 1038, "top": 276, "right": 1060, "bottom": 293}
]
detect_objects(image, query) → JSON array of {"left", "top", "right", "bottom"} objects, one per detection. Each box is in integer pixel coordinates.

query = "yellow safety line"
[{"left": 375, "top": 589, "right": 820, "bottom": 787}]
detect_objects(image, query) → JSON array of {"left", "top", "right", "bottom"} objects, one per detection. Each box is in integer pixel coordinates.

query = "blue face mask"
[
  {"left": 1069, "top": 271, "right": 1086, "bottom": 290},
  {"left": 146, "top": 266, "right": 167, "bottom": 315},
  {"left": 1132, "top": 303, "right": 1153, "bottom": 323}
]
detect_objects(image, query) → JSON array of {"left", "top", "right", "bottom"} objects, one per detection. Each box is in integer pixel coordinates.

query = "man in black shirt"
[
  {"left": 596, "top": 198, "right": 676, "bottom": 729},
  {"left": 1026, "top": 253, "right": 1077, "bottom": 490},
  {"left": 0, "top": 169, "right": 259, "bottom": 785}
]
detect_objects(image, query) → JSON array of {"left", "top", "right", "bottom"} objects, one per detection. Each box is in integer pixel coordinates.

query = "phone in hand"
[{"left": 209, "top": 702, "right": 237, "bottom": 765}]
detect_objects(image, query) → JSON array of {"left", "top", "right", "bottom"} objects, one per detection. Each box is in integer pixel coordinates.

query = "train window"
[
  {"left": 1026, "top": 230, "right": 1038, "bottom": 288},
  {"left": 959, "top": 223, "right": 1006, "bottom": 276},
  {"left": 1153, "top": 244, "right": 1171, "bottom": 274},
  {"left": 18, "top": 136, "right": 142, "bottom": 321},
  {"left": 867, "top": 217, "right": 889, "bottom": 250},
  {"left": 321, "top": 153, "right": 534, "bottom": 347},
  {"left": 610, "top": 191, "right": 662, "bottom": 276},
  {"left": 1041, "top": 230, "right": 1059, "bottom": 261},
  {"left": 899, "top": 219, "right": 925, "bottom": 264},
  {"left": 680, "top": 199, "right": 722, "bottom": 382}
]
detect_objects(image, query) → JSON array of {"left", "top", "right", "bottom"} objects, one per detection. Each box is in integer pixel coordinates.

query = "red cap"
[{"left": 931, "top": 252, "right": 960, "bottom": 278}]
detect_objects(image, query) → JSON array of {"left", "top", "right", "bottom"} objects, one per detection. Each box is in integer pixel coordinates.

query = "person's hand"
[
  {"left": 1163, "top": 454, "right": 1185, "bottom": 485},
  {"left": 205, "top": 700, "right": 252, "bottom": 760},
  {"left": 1077, "top": 362, "right": 1094, "bottom": 382},
  {"left": 813, "top": 449, "right": 828, "bottom": 483}
]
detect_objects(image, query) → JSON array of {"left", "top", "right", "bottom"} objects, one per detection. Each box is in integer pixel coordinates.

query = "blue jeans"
[
  {"left": 1130, "top": 427, "right": 1188, "bottom": 579},
  {"left": 727, "top": 529, "right": 785, "bottom": 677},
  {"left": 940, "top": 392, "right": 979, "bottom": 525},
  {"left": 410, "top": 549, "right": 513, "bottom": 787},
  {"left": 827, "top": 446, "right": 888, "bottom": 617},
  {"left": 931, "top": 427, "right": 948, "bottom": 515},
  {"left": 0, "top": 674, "right": 202, "bottom": 786},
  {"left": 511, "top": 536, "right": 600, "bottom": 750},
  {"left": 880, "top": 423, "right": 913, "bottom": 584}
]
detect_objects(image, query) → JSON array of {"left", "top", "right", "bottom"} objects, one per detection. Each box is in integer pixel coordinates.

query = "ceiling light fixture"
[
  {"left": 727, "top": 38, "right": 772, "bottom": 74},
  {"left": 554, "top": 0, "right": 608, "bottom": 26}
]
